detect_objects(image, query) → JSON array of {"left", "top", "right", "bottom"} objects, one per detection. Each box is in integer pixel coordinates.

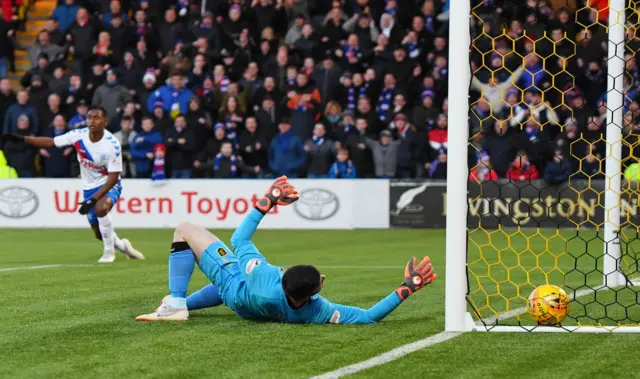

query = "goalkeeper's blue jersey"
[
  {"left": 219, "top": 209, "right": 402, "bottom": 325},
  {"left": 224, "top": 261, "right": 402, "bottom": 324}
]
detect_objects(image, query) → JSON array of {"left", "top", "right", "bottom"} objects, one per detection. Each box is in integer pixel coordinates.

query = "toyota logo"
[
  {"left": 294, "top": 188, "right": 339, "bottom": 221},
  {"left": 0, "top": 187, "right": 39, "bottom": 218}
]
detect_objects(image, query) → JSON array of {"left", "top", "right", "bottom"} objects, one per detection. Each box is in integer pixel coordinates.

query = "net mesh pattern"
[{"left": 466, "top": 0, "right": 640, "bottom": 330}]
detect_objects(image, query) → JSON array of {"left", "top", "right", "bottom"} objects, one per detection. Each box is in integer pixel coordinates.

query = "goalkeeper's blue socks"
[
  {"left": 168, "top": 241, "right": 195, "bottom": 309},
  {"left": 187, "top": 284, "right": 223, "bottom": 310}
]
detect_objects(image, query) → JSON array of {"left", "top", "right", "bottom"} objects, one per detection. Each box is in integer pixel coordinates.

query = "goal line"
[
  {"left": 472, "top": 282, "right": 640, "bottom": 333},
  {"left": 310, "top": 280, "right": 640, "bottom": 378},
  {"left": 475, "top": 325, "right": 640, "bottom": 333}
]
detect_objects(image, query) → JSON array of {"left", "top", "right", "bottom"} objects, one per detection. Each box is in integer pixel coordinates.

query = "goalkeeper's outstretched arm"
[
  {"left": 229, "top": 208, "right": 265, "bottom": 258},
  {"left": 325, "top": 257, "right": 437, "bottom": 324},
  {"left": 330, "top": 292, "right": 405, "bottom": 324},
  {"left": 230, "top": 176, "right": 299, "bottom": 262}
]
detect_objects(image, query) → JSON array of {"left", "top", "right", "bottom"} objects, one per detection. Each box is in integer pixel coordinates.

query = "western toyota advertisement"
[{"left": 0, "top": 179, "right": 388, "bottom": 229}]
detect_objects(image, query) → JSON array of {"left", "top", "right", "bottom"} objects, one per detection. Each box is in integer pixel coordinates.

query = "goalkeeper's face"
[{"left": 282, "top": 265, "right": 326, "bottom": 306}]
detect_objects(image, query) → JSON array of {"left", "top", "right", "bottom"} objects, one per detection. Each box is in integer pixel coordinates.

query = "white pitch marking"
[
  {"left": 0, "top": 264, "right": 404, "bottom": 273},
  {"left": 311, "top": 284, "right": 610, "bottom": 378},
  {"left": 0, "top": 264, "right": 95, "bottom": 273},
  {"left": 310, "top": 331, "right": 462, "bottom": 379},
  {"left": 318, "top": 265, "right": 578, "bottom": 270}
]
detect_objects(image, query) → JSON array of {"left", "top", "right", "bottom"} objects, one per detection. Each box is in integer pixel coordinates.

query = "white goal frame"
[{"left": 444, "top": 0, "right": 640, "bottom": 333}]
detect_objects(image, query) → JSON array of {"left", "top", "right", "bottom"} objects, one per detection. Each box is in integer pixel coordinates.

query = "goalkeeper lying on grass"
[{"left": 137, "top": 176, "right": 437, "bottom": 324}]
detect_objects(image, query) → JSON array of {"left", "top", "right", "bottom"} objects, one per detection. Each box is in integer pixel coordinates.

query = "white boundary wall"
[{"left": 0, "top": 179, "right": 389, "bottom": 229}]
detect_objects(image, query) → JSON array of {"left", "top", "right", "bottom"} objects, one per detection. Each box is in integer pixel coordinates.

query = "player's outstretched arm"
[
  {"left": 255, "top": 175, "right": 299, "bottom": 215},
  {"left": 326, "top": 256, "right": 437, "bottom": 324},
  {"left": 4, "top": 134, "right": 56, "bottom": 149},
  {"left": 230, "top": 176, "right": 299, "bottom": 252},
  {"left": 6, "top": 127, "right": 85, "bottom": 150}
]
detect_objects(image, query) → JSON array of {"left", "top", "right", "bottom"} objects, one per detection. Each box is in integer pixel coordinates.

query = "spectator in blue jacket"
[
  {"left": 3, "top": 90, "right": 39, "bottom": 136},
  {"left": 519, "top": 54, "right": 547, "bottom": 91},
  {"left": 269, "top": 119, "right": 305, "bottom": 178},
  {"left": 101, "top": 0, "right": 128, "bottom": 27},
  {"left": 51, "top": 0, "right": 79, "bottom": 33},
  {"left": 329, "top": 148, "right": 357, "bottom": 178},
  {"left": 146, "top": 71, "right": 194, "bottom": 118},
  {"left": 544, "top": 149, "right": 572, "bottom": 184},
  {"left": 130, "top": 117, "right": 163, "bottom": 178},
  {"left": 68, "top": 100, "right": 88, "bottom": 129}
]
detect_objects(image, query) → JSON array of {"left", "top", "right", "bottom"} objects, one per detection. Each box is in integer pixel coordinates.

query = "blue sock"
[
  {"left": 169, "top": 242, "right": 195, "bottom": 299},
  {"left": 187, "top": 284, "right": 223, "bottom": 310}
]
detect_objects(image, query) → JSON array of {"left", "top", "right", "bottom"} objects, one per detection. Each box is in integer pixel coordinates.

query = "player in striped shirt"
[{"left": 5, "top": 106, "right": 145, "bottom": 263}]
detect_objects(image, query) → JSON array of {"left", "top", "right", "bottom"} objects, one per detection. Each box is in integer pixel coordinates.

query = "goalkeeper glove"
[
  {"left": 78, "top": 198, "right": 97, "bottom": 215},
  {"left": 255, "top": 175, "right": 299, "bottom": 214},
  {"left": 3, "top": 132, "right": 25, "bottom": 143},
  {"left": 395, "top": 256, "right": 437, "bottom": 300}
]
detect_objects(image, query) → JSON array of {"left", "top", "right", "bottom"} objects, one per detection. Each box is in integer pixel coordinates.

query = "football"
[{"left": 527, "top": 284, "right": 570, "bottom": 326}]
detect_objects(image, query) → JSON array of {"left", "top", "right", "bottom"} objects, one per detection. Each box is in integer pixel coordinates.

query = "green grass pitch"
[{"left": 2, "top": 228, "right": 640, "bottom": 379}]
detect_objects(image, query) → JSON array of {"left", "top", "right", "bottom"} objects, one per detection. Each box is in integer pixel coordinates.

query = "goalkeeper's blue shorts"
[
  {"left": 199, "top": 240, "right": 254, "bottom": 318},
  {"left": 83, "top": 181, "right": 122, "bottom": 225}
]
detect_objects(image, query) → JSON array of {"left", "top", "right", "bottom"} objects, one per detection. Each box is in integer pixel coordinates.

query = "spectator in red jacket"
[
  {"left": 506, "top": 151, "right": 539, "bottom": 181},
  {"left": 470, "top": 153, "right": 498, "bottom": 182},
  {"left": 428, "top": 113, "right": 448, "bottom": 158}
]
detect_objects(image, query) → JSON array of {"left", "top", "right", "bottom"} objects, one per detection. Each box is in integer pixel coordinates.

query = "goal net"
[{"left": 445, "top": 0, "right": 640, "bottom": 333}]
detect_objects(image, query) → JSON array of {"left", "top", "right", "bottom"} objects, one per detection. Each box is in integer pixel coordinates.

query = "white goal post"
[
  {"left": 444, "top": 0, "right": 472, "bottom": 333},
  {"left": 444, "top": 0, "right": 640, "bottom": 333}
]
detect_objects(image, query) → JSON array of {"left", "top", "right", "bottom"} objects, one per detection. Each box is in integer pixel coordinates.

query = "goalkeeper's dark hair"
[{"left": 282, "top": 265, "right": 322, "bottom": 302}]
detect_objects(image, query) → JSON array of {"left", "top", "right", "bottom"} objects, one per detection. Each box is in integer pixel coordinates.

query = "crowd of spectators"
[
  {"left": 0, "top": 0, "right": 635, "bottom": 181},
  {"left": 469, "top": 0, "right": 640, "bottom": 185},
  {"left": 0, "top": 0, "right": 29, "bottom": 78}
]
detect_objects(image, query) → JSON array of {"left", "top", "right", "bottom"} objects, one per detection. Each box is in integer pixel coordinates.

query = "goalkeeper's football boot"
[
  {"left": 98, "top": 249, "right": 116, "bottom": 263},
  {"left": 136, "top": 297, "right": 189, "bottom": 321},
  {"left": 120, "top": 239, "right": 145, "bottom": 260},
  {"left": 155, "top": 295, "right": 171, "bottom": 312}
]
